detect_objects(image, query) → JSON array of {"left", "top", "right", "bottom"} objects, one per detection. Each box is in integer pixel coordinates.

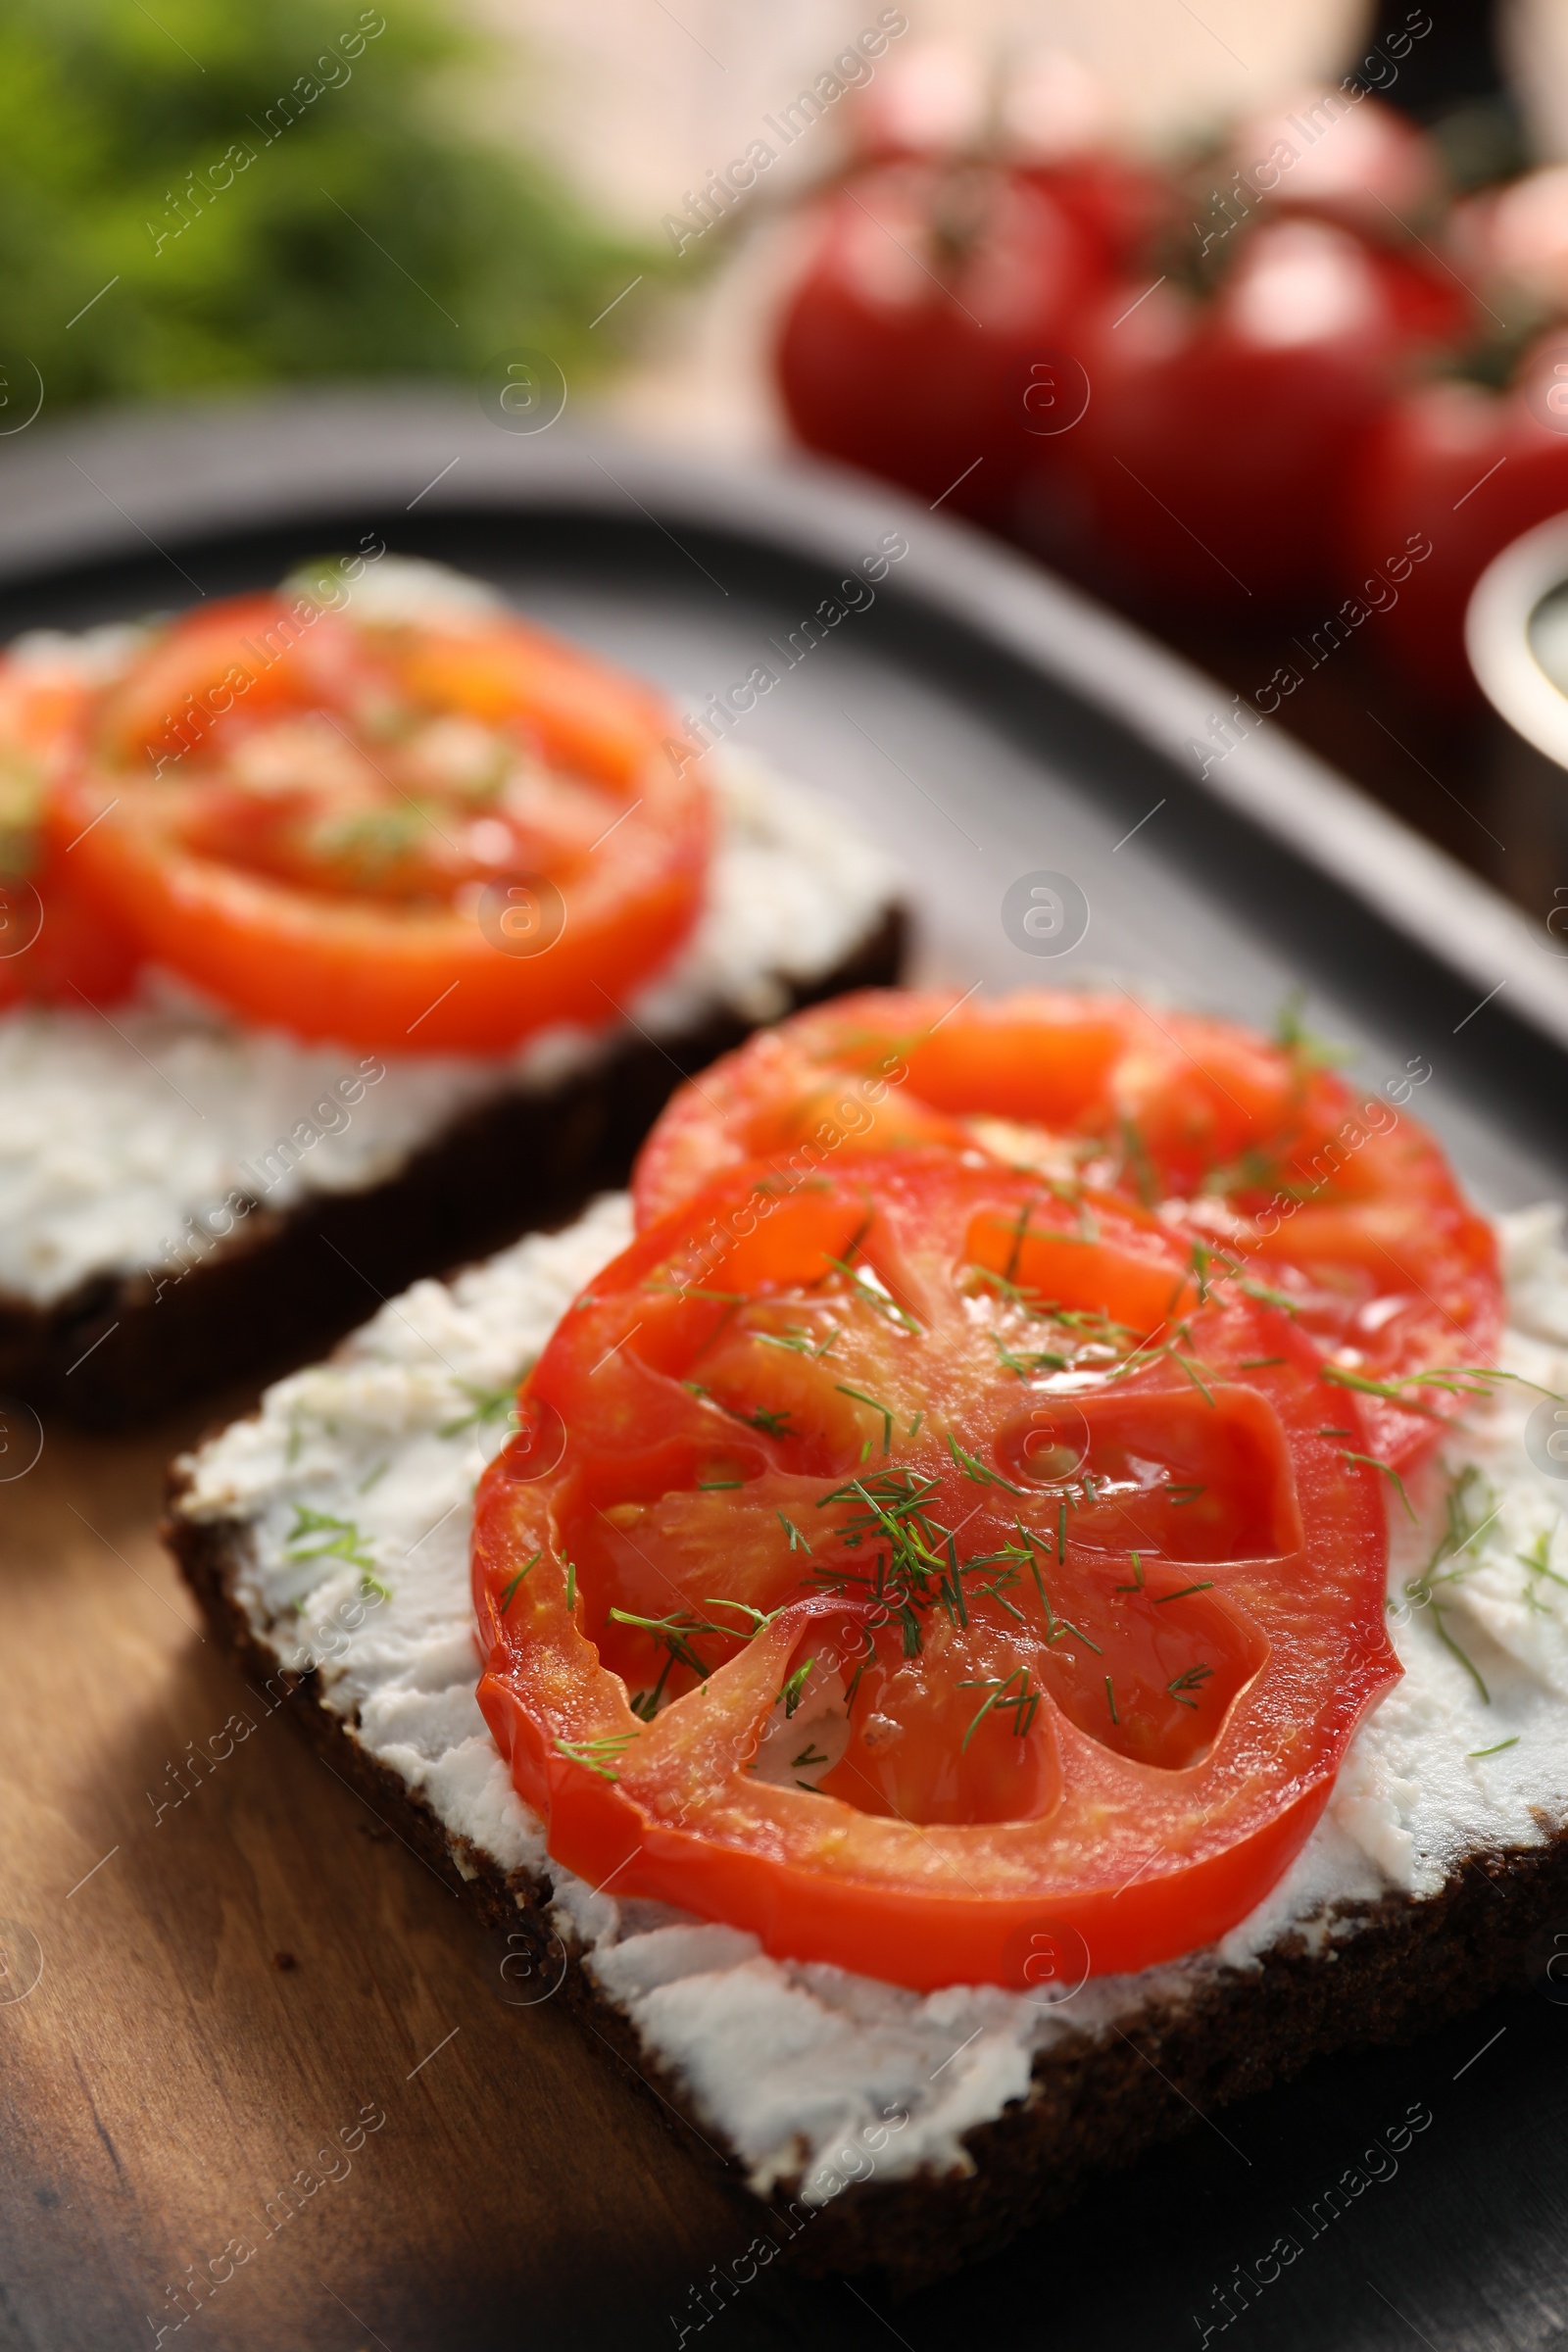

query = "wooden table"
[{"left": 0, "top": 1394, "right": 879, "bottom": 2351}]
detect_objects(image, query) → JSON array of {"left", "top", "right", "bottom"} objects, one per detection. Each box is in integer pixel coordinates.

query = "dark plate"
[{"left": 1, "top": 388, "right": 1565, "bottom": 2352}]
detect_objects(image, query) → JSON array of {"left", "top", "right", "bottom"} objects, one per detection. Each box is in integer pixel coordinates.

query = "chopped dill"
[
  {"left": 1190, "top": 1240, "right": 1215, "bottom": 1305},
  {"left": 683, "top": 1381, "right": 793, "bottom": 1440},
  {"left": 1166, "top": 1663, "right": 1214, "bottom": 1709},
  {"left": 778, "top": 1512, "right": 812, "bottom": 1554},
  {"left": 820, "top": 1252, "right": 920, "bottom": 1335},
  {"left": 1154, "top": 1580, "right": 1215, "bottom": 1604},
  {"left": 1518, "top": 1525, "right": 1568, "bottom": 1611},
  {"left": 1468, "top": 1737, "right": 1519, "bottom": 1759},
  {"left": 554, "top": 1731, "right": 638, "bottom": 1782},
  {"left": 1397, "top": 1466, "right": 1497, "bottom": 1702},
  {"left": 836, "top": 1383, "right": 895, "bottom": 1454},
  {"left": 1119, "top": 1114, "right": 1157, "bottom": 1208},
  {"left": 1273, "top": 988, "right": 1353, "bottom": 1071},
  {"left": 1003, "top": 1193, "right": 1038, "bottom": 1282},
  {"left": 498, "top": 1551, "right": 542, "bottom": 1613},
  {"left": 1104, "top": 1676, "right": 1119, "bottom": 1725},
  {"left": 1115, "top": 1552, "right": 1146, "bottom": 1593},
  {"left": 779, "top": 1659, "right": 814, "bottom": 1719},
  {"left": 282, "top": 1505, "right": 381, "bottom": 1593},
  {"left": 959, "top": 1667, "right": 1040, "bottom": 1749},
  {"left": 752, "top": 1321, "right": 842, "bottom": 1360},
  {"left": 1341, "top": 1449, "right": 1417, "bottom": 1523},
  {"left": 702, "top": 1597, "right": 779, "bottom": 1635},
  {"left": 946, "top": 1431, "right": 1026, "bottom": 1494}
]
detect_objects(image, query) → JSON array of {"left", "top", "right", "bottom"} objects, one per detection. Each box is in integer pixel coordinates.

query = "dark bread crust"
[
  {"left": 166, "top": 1473, "right": 1568, "bottom": 2296},
  {"left": 4, "top": 907, "right": 904, "bottom": 1428}
]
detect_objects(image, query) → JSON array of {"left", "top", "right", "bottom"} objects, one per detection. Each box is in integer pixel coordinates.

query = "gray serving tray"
[{"left": 1, "top": 387, "right": 1565, "bottom": 2352}]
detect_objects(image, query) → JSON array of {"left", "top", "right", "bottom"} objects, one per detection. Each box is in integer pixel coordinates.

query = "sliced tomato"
[
  {"left": 473, "top": 1152, "right": 1396, "bottom": 1989},
  {"left": 631, "top": 989, "right": 1501, "bottom": 1470},
  {"left": 0, "top": 652, "right": 142, "bottom": 1010},
  {"left": 48, "top": 590, "right": 710, "bottom": 1053}
]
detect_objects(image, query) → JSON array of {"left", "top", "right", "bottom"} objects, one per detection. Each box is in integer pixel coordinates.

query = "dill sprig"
[
  {"left": 835, "top": 1383, "right": 895, "bottom": 1454},
  {"left": 282, "top": 1504, "right": 387, "bottom": 1599},
  {"left": 1396, "top": 1465, "right": 1497, "bottom": 1702},
  {"left": 1166, "top": 1663, "right": 1214, "bottom": 1709},
  {"left": 946, "top": 1431, "right": 1026, "bottom": 1494},
  {"left": 1014, "top": 1521, "right": 1101, "bottom": 1650},
  {"left": 1118, "top": 1114, "right": 1158, "bottom": 1208},
  {"left": 1273, "top": 988, "right": 1353, "bottom": 1071},
  {"left": 608, "top": 1605, "right": 719, "bottom": 1679},
  {"left": 779, "top": 1659, "right": 814, "bottom": 1719},
  {"left": 819, "top": 1251, "right": 921, "bottom": 1336},
  {"left": 751, "top": 1320, "right": 842, "bottom": 1359},
  {"left": 683, "top": 1380, "right": 794, "bottom": 1439},
  {"left": 1518, "top": 1525, "right": 1568, "bottom": 1614},
  {"left": 1341, "top": 1447, "right": 1417, "bottom": 1523},
  {"left": 959, "top": 1667, "right": 1041, "bottom": 1749},
  {"left": 702, "top": 1596, "right": 780, "bottom": 1634},
  {"left": 554, "top": 1732, "right": 638, "bottom": 1782},
  {"left": 437, "top": 1361, "right": 535, "bottom": 1439},
  {"left": 498, "top": 1551, "right": 542, "bottom": 1614}
]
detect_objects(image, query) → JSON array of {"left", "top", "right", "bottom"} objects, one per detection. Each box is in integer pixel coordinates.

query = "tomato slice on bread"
[
  {"left": 473, "top": 1152, "right": 1397, "bottom": 1990},
  {"left": 48, "top": 589, "right": 709, "bottom": 1052},
  {"left": 0, "top": 651, "right": 142, "bottom": 1008},
  {"left": 632, "top": 989, "right": 1501, "bottom": 1470}
]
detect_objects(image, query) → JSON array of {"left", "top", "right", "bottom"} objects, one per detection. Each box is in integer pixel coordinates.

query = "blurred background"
[{"left": 8, "top": 0, "right": 1568, "bottom": 909}]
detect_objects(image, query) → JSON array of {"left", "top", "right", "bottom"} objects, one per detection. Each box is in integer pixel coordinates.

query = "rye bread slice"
[
  {"left": 160, "top": 1200, "right": 1568, "bottom": 2296},
  {"left": 164, "top": 1492, "right": 1568, "bottom": 2295},
  {"left": 4, "top": 906, "right": 902, "bottom": 1428}
]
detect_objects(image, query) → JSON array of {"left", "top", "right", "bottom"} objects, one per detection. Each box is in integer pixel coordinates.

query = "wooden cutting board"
[{"left": 0, "top": 1393, "right": 879, "bottom": 2352}]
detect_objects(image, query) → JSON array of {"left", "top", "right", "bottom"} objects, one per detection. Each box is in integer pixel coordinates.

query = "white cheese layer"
[
  {"left": 176, "top": 1196, "right": 1568, "bottom": 2199},
  {"left": 0, "top": 742, "right": 893, "bottom": 1309},
  {"left": 0, "top": 665, "right": 896, "bottom": 1307}
]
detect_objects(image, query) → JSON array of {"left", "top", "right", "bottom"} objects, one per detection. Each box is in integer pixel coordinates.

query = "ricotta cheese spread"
[
  {"left": 175, "top": 1195, "right": 1568, "bottom": 2200},
  {"left": 0, "top": 563, "right": 898, "bottom": 1306}
]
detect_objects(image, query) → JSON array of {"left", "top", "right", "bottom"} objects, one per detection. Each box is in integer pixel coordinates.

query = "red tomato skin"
[
  {"left": 0, "top": 851, "right": 143, "bottom": 1009},
  {"left": 480, "top": 1667, "right": 1337, "bottom": 1989},
  {"left": 1342, "top": 358, "right": 1568, "bottom": 705},
  {"left": 776, "top": 162, "right": 1105, "bottom": 522},
  {"left": 0, "top": 658, "right": 143, "bottom": 1008},
  {"left": 631, "top": 987, "right": 1501, "bottom": 1474},
  {"left": 1058, "top": 222, "right": 1424, "bottom": 607}
]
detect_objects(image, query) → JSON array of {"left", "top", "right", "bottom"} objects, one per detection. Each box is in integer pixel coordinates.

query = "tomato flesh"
[
  {"left": 48, "top": 589, "right": 710, "bottom": 1052},
  {"left": 473, "top": 1152, "right": 1396, "bottom": 1990},
  {"left": 632, "top": 989, "right": 1501, "bottom": 1471}
]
